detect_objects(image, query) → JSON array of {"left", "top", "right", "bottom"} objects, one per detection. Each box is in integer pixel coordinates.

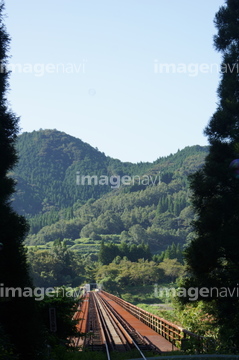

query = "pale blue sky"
[{"left": 4, "top": 0, "right": 225, "bottom": 163}]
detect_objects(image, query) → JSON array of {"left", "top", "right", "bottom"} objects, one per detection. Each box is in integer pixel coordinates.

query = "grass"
[
  {"left": 120, "top": 285, "right": 162, "bottom": 304},
  {"left": 136, "top": 303, "right": 178, "bottom": 324},
  {"left": 118, "top": 284, "right": 178, "bottom": 323}
]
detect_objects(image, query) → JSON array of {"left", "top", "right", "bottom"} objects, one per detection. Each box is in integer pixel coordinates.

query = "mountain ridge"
[{"left": 11, "top": 129, "right": 208, "bottom": 254}]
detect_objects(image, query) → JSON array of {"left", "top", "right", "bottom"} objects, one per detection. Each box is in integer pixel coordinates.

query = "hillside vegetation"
[{"left": 12, "top": 129, "right": 208, "bottom": 254}]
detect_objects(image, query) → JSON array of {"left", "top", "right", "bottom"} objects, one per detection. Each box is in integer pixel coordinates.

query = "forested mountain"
[
  {"left": 12, "top": 129, "right": 152, "bottom": 215},
  {"left": 11, "top": 129, "right": 208, "bottom": 253}
]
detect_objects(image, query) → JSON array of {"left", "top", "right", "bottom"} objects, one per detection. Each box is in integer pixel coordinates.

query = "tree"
[
  {"left": 128, "top": 224, "right": 147, "bottom": 244},
  {"left": 158, "top": 258, "right": 184, "bottom": 282},
  {"left": 38, "top": 289, "right": 79, "bottom": 351},
  {"left": 182, "top": 0, "right": 239, "bottom": 349},
  {"left": 0, "top": 2, "right": 44, "bottom": 358}
]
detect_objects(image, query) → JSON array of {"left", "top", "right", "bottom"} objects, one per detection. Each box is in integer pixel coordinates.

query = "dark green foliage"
[
  {"left": 98, "top": 240, "right": 152, "bottom": 265},
  {"left": 96, "top": 258, "right": 164, "bottom": 290},
  {"left": 18, "top": 138, "right": 207, "bottom": 255},
  {"left": 0, "top": 325, "right": 16, "bottom": 359},
  {"left": 0, "top": 2, "right": 45, "bottom": 360},
  {"left": 153, "top": 242, "right": 184, "bottom": 263},
  {"left": 0, "top": 3, "right": 47, "bottom": 358},
  {"left": 28, "top": 242, "right": 86, "bottom": 287},
  {"left": 38, "top": 289, "right": 78, "bottom": 349},
  {"left": 182, "top": 0, "right": 239, "bottom": 350},
  {"left": 12, "top": 129, "right": 153, "bottom": 217}
]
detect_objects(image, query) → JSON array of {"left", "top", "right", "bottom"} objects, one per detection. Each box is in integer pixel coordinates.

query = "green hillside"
[
  {"left": 12, "top": 129, "right": 151, "bottom": 216},
  {"left": 11, "top": 129, "right": 208, "bottom": 254}
]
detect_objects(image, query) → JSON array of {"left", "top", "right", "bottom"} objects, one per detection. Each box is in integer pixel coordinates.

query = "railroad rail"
[
  {"left": 96, "top": 291, "right": 160, "bottom": 355},
  {"left": 100, "top": 290, "right": 209, "bottom": 351},
  {"left": 73, "top": 290, "right": 210, "bottom": 355},
  {"left": 74, "top": 291, "right": 156, "bottom": 359}
]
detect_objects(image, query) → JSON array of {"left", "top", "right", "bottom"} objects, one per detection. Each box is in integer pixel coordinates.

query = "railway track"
[
  {"left": 73, "top": 290, "right": 205, "bottom": 355},
  {"left": 76, "top": 291, "right": 159, "bottom": 359}
]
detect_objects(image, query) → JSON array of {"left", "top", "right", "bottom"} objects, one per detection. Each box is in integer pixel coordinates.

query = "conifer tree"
[
  {"left": 0, "top": 2, "right": 44, "bottom": 358},
  {"left": 182, "top": 0, "right": 239, "bottom": 348}
]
